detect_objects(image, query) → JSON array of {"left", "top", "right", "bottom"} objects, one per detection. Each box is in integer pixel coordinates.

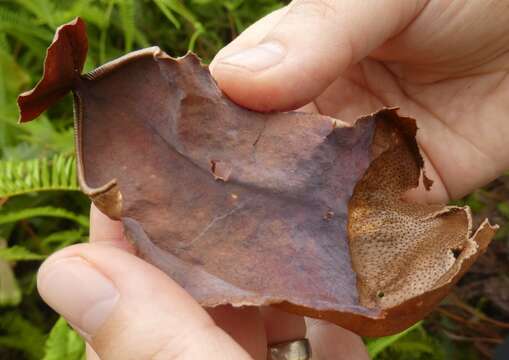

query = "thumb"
[
  {"left": 211, "top": 0, "right": 426, "bottom": 111},
  {"left": 37, "top": 244, "right": 252, "bottom": 360}
]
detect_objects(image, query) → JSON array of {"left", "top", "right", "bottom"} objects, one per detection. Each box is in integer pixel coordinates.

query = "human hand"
[
  {"left": 210, "top": 0, "right": 509, "bottom": 203},
  {"left": 37, "top": 205, "right": 369, "bottom": 360},
  {"left": 37, "top": 1, "right": 509, "bottom": 359}
]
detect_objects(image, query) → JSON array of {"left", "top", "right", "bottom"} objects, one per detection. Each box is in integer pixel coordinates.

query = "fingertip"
[
  {"left": 211, "top": 0, "right": 423, "bottom": 113},
  {"left": 210, "top": 6, "right": 316, "bottom": 112},
  {"left": 38, "top": 243, "right": 250, "bottom": 360},
  {"left": 207, "top": 305, "right": 267, "bottom": 360},
  {"left": 211, "top": 62, "right": 310, "bottom": 112},
  {"left": 306, "top": 318, "right": 369, "bottom": 360},
  {"left": 37, "top": 248, "right": 120, "bottom": 339},
  {"left": 210, "top": 28, "right": 342, "bottom": 111},
  {"left": 261, "top": 307, "right": 306, "bottom": 344},
  {"left": 86, "top": 343, "right": 100, "bottom": 360}
]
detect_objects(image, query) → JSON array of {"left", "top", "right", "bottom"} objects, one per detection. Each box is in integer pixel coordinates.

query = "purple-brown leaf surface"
[{"left": 18, "top": 18, "right": 497, "bottom": 336}]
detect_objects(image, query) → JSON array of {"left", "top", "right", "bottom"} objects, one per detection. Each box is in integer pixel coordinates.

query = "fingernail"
[
  {"left": 38, "top": 257, "right": 119, "bottom": 337},
  {"left": 219, "top": 41, "right": 286, "bottom": 72}
]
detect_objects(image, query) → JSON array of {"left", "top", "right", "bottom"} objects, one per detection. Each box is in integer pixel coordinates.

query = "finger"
[
  {"left": 403, "top": 148, "right": 450, "bottom": 204},
  {"left": 89, "top": 204, "right": 135, "bottom": 253},
  {"left": 37, "top": 244, "right": 251, "bottom": 360},
  {"left": 260, "top": 307, "right": 306, "bottom": 345},
  {"left": 206, "top": 304, "right": 307, "bottom": 358},
  {"left": 306, "top": 318, "right": 369, "bottom": 360},
  {"left": 298, "top": 101, "right": 319, "bottom": 113},
  {"left": 207, "top": 305, "right": 266, "bottom": 360},
  {"left": 86, "top": 343, "right": 100, "bottom": 360},
  {"left": 210, "top": 7, "right": 288, "bottom": 64},
  {"left": 211, "top": 0, "right": 427, "bottom": 112}
]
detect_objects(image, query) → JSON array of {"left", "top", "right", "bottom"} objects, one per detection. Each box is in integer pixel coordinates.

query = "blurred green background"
[{"left": 0, "top": 1, "right": 507, "bottom": 359}]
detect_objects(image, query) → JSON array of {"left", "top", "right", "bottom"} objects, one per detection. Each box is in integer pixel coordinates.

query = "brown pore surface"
[
  {"left": 17, "top": 18, "right": 497, "bottom": 336},
  {"left": 349, "top": 116, "right": 476, "bottom": 310}
]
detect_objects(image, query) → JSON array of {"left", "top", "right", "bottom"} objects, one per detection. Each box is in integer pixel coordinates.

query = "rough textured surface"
[
  {"left": 18, "top": 18, "right": 497, "bottom": 336},
  {"left": 350, "top": 116, "right": 475, "bottom": 309}
]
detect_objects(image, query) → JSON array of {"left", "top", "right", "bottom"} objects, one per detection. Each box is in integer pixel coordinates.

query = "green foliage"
[
  {"left": 0, "top": 154, "right": 79, "bottom": 198},
  {"left": 0, "top": 0, "right": 503, "bottom": 359},
  {"left": 497, "top": 201, "right": 509, "bottom": 219},
  {"left": 366, "top": 322, "right": 422, "bottom": 358},
  {"left": 449, "top": 191, "right": 485, "bottom": 214},
  {"left": 0, "top": 1, "right": 289, "bottom": 358},
  {"left": 41, "top": 230, "right": 84, "bottom": 251},
  {"left": 0, "top": 207, "right": 89, "bottom": 228},
  {"left": 370, "top": 324, "right": 446, "bottom": 360},
  {"left": 0, "top": 245, "right": 45, "bottom": 261},
  {"left": 0, "top": 239, "right": 22, "bottom": 306},
  {"left": 0, "top": 311, "right": 46, "bottom": 359},
  {"left": 42, "top": 318, "right": 85, "bottom": 360}
]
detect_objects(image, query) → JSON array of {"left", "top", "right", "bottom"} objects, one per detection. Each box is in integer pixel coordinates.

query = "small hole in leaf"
[
  {"left": 377, "top": 291, "right": 384, "bottom": 298},
  {"left": 210, "top": 160, "right": 217, "bottom": 173},
  {"left": 323, "top": 210, "right": 334, "bottom": 221},
  {"left": 451, "top": 248, "right": 462, "bottom": 259}
]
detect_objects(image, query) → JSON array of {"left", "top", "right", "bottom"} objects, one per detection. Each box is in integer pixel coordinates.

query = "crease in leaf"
[{"left": 16, "top": 17, "right": 497, "bottom": 336}]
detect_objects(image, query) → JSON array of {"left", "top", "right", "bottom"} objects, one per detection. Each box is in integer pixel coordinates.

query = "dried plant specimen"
[{"left": 18, "top": 18, "right": 497, "bottom": 336}]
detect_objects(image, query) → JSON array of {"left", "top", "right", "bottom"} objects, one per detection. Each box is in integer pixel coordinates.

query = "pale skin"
[{"left": 37, "top": 1, "right": 509, "bottom": 359}]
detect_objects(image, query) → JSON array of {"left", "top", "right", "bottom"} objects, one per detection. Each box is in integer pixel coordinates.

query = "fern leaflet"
[
  {"left": 0, "top": 206, "right": 89, "bottom": 228},
  {"left": 0, "top": 245, "right": 45, "bottom": 261},
  {"left": 0, "top": 153, "right": 80, "bottom": 198}
]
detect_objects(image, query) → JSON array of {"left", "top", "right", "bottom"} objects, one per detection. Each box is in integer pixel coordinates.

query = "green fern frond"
[
  {"left": 0, "top": 206, "right": 89, "bottom": 228},
  {"left": 0, "top": 153, "right": 79, "bottom": 198},
  {"left": 41, "top": 230, "right": 84, "bottom": 250},
  {"left": 0, "top": 245, "right": 45, "bottom": 261}
]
